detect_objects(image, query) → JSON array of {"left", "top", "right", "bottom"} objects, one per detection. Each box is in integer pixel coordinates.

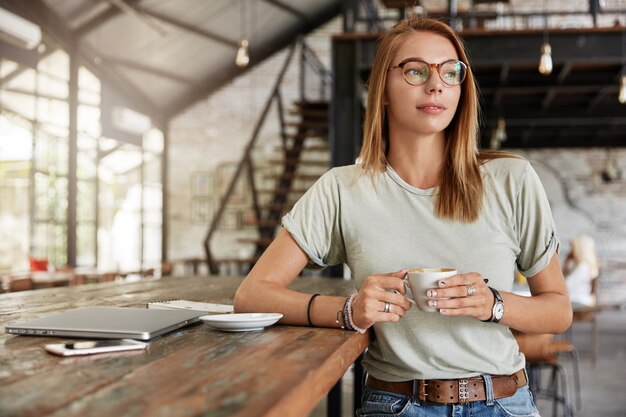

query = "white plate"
[{"left": 199, "top": 313, "right": 283, "bottom": 332}]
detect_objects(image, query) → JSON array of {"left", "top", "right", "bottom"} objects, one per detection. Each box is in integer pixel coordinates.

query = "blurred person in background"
[{"left": 563, "top": 235, "right": 600, "bottom": 307}]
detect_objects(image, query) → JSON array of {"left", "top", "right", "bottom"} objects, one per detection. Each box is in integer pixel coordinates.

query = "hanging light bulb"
[
  {"left": 490, "top": 117, "right": 507, "bottom": 149},
  {"left": 538, "top": 42, "right": 553, "bottom": 76},
  {"left": 619, "top": 74, "right": 626, "bottom": 104},
  {"left": 236, "top": 39, "right": 249, "bottom": 67}
]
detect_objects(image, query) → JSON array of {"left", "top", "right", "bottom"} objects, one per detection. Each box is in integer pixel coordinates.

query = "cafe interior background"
[{"left": 1, "top": 0, "right": 626, "bottom": 415}]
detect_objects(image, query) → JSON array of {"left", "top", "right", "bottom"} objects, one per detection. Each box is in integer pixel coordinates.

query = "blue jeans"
[{"left": 357, "top": 385, "right": 540, "bottom": 417}]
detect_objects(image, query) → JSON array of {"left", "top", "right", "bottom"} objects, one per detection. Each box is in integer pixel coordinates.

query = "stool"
[{"left": 514, "top": 332, "right": 581, "bottom": 417}]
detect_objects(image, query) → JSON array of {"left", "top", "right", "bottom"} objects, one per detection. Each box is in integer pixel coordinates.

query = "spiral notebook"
[{"left": 147, "top": 299, "right": 234, "bottom": 315}]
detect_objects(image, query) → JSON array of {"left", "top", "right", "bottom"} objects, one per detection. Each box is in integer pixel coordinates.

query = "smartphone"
[{"left": 44, "top": 339, "right": 148, "bottom": 356}]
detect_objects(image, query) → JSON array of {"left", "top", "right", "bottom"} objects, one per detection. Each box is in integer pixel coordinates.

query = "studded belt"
[{"left": 365, "top": 369, "right": 527, "bottom": 405}]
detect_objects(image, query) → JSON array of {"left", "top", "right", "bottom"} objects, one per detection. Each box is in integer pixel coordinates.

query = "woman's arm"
[
  {"left": 499, "top": 253, "right": 572, "bottom": 333},
  {"left": 234, "top": 228, "right": 341, "bottom": 326},
  {"left": 428, "top": 253, "right": 572, "bottom": 334},
  {"left": 234, "top": 228, "right": 412, "bottom": 329}
]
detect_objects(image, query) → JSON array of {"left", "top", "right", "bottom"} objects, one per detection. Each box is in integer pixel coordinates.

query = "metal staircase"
[{"left": 203, "top": 40, "right": 331, "bottom": 275}]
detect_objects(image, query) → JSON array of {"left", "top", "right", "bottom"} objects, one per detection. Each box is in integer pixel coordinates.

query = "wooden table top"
[{"left": 0, "top": 276, "right": 368, "bottom": 417}]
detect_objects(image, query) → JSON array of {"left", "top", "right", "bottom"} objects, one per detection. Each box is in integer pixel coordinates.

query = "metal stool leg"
[
  {"left": 591, "top": 317, "right": 598, "bottom": 366},
  {"left": 550, "top": 365, "right": 559, "bottom": 417},
  {"left": 555, "top": 363, "right": 575, "bottom": 417},
  {"left": 569, "top": 349, "right": 582, "bottom": 412}
]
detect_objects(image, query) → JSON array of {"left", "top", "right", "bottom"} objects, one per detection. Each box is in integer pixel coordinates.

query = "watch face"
[{"left": 494, "top": 303, "right": 505, "bottom": 320}]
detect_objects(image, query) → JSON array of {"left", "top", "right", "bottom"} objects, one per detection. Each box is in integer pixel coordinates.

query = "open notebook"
[
  {"left": 147, "top": 299, "right": 234, "bottom": 314},
  {"left": 5, "top": 306, "right": 203, "bottom": 340}
]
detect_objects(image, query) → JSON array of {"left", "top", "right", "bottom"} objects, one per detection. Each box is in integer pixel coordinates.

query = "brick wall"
[{"left": 521, "top": 149, "right": 626, "bottom": 305}]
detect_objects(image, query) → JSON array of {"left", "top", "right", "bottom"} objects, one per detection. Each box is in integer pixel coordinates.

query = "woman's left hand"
[{"left": 425, "top": 272, "right": 493, "bottom": 321}]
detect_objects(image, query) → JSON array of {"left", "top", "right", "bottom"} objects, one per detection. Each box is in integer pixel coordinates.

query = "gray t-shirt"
[{"left": 282, "top": 157, "right": 559, "bottom": 380}]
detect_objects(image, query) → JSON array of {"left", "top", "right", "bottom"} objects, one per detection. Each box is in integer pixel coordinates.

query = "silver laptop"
[{"left": 4, "top": 306, "right": 203, "bottom": 340}]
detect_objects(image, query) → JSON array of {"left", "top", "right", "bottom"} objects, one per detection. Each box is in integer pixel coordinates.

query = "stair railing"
[
  {"left": 300, "top": 40, "right": 333, "bottom": 102},
  {"left": 204, "top": 38, "right": 333, "bottom": 275},
  {"left": 204, "top": 44, "right": 296, "bottom": 274}
]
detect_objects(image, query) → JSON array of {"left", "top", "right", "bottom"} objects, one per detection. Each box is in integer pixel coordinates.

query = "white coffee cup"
[{"left": 405, "top": 267, "right": 457, "bottom": 312}]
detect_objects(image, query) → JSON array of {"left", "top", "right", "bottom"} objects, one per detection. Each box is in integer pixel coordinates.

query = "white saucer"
[{"left": 199, "top": 313, "right": 283, "bottom": 332}]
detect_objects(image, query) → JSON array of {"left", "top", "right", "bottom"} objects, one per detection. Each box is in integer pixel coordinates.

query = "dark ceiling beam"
[
  {"left": 494, "top": 125, "right": 626, "bottom": 135},
  {"left": 520, "top": 127, "right": 534, "bottom": 144},
  {"left": 134, "top": 6, "right": 238, "bottom": 48},
  {"left": 556, "top": 62, "right": 572, "bottom": 84},
  {"left": 464, "top": 28, "right": 624, "bottom": 64},
  {"left": 541, "top": 62, "right": 573, "bottom": 109},
  {"left": 492, "top": 89, "right": 503, "bottom": 109},
  {"left": 491, "top": 63, "right": 509, "bottom": 109},
  {"left": 481, "top": 104, "right": 626, "bottom": 127},
  {"left": 495, "top": 137, "right": 626, "bottom": 148},
  {"left": 336, "top": 28, "right": 626, "bottom": 63},
  {"left": 262, "top": 0, "right": 311, "bottom": 24},
  {"left": 541, "top": 90, "right": 558, "bottom": 109},
  {"left": 499, "top": 63, "right": 509, "bottom": 83},
  {"left": 588, "top": 87, "right": 611, "bottom": 110},
  {"left": 2, "top": 0, "right": 166, "bottom": 128},
  {"left": 481, "top": 131, "right": 626, "bottom": 149},
  {"left": 494, "top": 116, "right": 626, "bottom": 127},
  {"left": 591, "top": 122, "right": 624, "bottom": 143},
  {"left": 164, "top": 1, "right": 342, "bottom": 119},
  {"left": 99, "top": 54, "right": 196, "bottom": 85},
  {"left": 481, "top": 84, "right": 619, "bottom": 94}
]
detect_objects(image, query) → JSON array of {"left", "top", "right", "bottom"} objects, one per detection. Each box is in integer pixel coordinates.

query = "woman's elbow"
[
  {"left": 233, "top": 283, "right": 252, "bottom": 313},
  {"left": 554, "top": 297, "right": 574, "bottom": 333}
]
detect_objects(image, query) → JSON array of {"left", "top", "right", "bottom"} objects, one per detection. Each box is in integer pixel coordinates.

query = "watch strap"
[{"left": 482, "top": 287, "right": 503, "bottom": 323}]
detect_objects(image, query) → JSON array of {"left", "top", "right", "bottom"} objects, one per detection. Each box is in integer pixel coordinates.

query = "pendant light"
[
  {"left": 538, "top": 5, "right": 552, "bottom": 76},
  {"left": 236, "top": 39, "right": 249, "bottom": 67},
  {"left": 538, "top": 42, "right": 553, "bottom": 76},
  {"left": 235, "top": 0, "right": 249, "bottom": 68}
]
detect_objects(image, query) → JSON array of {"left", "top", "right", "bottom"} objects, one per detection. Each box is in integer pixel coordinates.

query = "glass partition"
[{"left": 0, "top": 49, "right": 163, "bottom": 274}]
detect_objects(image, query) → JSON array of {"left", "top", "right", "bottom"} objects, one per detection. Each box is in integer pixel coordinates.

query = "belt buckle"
[{"left": 458, "top": 379, "right": 469, "bottom": 405}]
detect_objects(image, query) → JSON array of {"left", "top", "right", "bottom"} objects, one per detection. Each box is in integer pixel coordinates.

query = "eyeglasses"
[{"left": 389, "top": 59, "right": 468, "bottom": 86}]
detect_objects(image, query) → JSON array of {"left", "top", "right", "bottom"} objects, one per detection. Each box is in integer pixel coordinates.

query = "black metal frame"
[{"left": 332, "top": 27, "right": 626, "bottom": 155}]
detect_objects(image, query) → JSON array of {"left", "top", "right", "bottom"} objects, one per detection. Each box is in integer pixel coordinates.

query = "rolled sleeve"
[
  {"left": 514, "top": 163, "right": 560, "bottom": 277},
  {"left": 281, "top": 170, "right": 347, "bottom": 268}
]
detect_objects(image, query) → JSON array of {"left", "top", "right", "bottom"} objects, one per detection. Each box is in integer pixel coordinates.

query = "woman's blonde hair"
[
  {"left": 569, "top": 235, "right": 600, "bottom": 279},
  {"left": 359, "top": 15, "right": 504, "bottom": 222}
]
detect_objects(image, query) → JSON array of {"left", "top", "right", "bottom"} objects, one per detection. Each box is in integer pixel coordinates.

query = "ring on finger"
[
  {"left": 466, "top": 284, "right": 476, "bottom": 297},
  {"left": 384, "top": 302, "right": 391, "bottom": 313}
]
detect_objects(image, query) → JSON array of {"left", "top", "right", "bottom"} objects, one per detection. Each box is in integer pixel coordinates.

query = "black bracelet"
[{"left": 307, "top": 293, "right": 320, "bottom": 327}]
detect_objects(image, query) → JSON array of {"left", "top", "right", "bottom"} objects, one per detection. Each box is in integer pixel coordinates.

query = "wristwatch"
[{"left": 484, "top": 287, "right": 505, "bottom": 323}]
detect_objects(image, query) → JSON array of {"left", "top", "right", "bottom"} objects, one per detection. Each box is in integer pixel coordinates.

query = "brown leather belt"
[{"left": 366, "top": 369, "right": 527, "bottom": 405}]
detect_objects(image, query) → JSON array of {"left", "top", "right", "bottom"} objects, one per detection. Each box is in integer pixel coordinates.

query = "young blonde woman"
[{"left": 235, "top": 15, "right": 572, "bottom": 417}]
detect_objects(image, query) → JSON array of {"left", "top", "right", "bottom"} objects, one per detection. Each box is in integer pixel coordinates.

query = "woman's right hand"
[{"left": 351, "top": 270, "right": 413, "bottom": 330}]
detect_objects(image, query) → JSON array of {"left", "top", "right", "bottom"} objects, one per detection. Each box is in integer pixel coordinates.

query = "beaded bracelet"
[
  {"left": 346, "top": 294, "right": 367, "bottom": 334},
  {"left": 342, "top": 297, "right": 353, "bottom": 330},
  {"left": 336, "top": 297, "right": 351, "bottom": 330}
]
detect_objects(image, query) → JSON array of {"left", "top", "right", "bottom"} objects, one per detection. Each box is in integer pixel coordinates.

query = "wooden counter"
[{"left": 0, "top": 276, "right": 368, "bottom": 417}]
